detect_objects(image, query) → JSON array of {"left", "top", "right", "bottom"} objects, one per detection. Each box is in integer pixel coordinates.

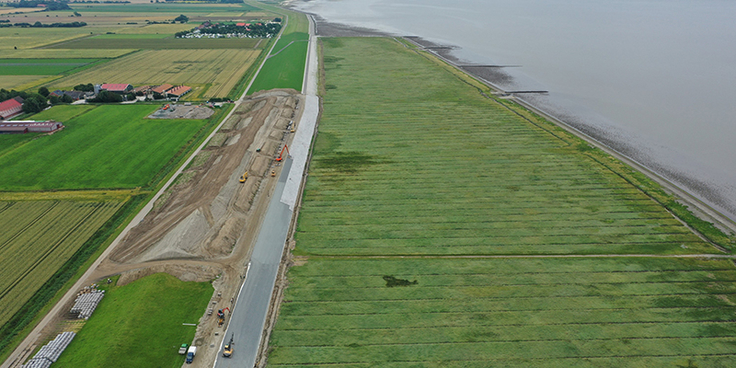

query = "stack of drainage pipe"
[
  {"left": 70, "top": 289, "right": 105, "bottom": 319},
  {"left": 21, "top": 332, "right": 76, "bottom": 368}
]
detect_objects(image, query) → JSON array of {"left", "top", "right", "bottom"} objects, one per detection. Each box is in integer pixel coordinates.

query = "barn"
[
  {"left": 0, "top": 97, "right": 24, "bottom": 120},
  {"left": 100, "top": 84, "right": 133, "bottom": 94},
  {"left": 167, "top": 85, "right": 192, "bottom": 98},
  {"left": 151, "top": 84, "right": 174, "bottom": 94},
  {"left": 0, "top": 120, "right": 64, "bottom": 134}
]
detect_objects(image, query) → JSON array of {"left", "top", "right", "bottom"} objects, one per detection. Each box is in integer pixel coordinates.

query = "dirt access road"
[{"left": 2, "top": 89, "right": 305, "bottom": 368}]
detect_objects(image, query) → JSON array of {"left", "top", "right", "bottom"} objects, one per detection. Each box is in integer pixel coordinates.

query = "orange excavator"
[
  {"left": 238, "top": 171, "right": 248, "bottom": 183},
  {"left": 217, "top": 307, "right": 230, "bottom": 327},
  {"left": 275, "top": 144, "right": 290, "bottom": 162}
]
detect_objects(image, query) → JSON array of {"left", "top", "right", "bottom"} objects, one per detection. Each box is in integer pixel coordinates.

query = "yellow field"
[
  {"left": 0, "top": 49, "right": 135, "bottom": 59},
  {"left": 0, "top": 75, "right": 56, "bottom": 90},
  {"left": 52, "top": 49, "right": 260, "bottom": 98},
  {"left": 114, "top": 23, "right": 193, "bottom": 34},
  {"left": 0, "top": 28, "right": 91, "bottom": 50},
  {"left": 0, "top": 201, "right": 123, "bottom": 327}
]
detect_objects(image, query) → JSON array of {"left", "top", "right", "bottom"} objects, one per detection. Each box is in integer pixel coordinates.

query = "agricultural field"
[
  {"left": 0, "top": 200, "right": 123, "bottom": 328},
  {"left": 0, "top": 74, "right": 53, "bottom": 91},
  {"left": 270, "top": 257, "right": 736, "bottom": 367},
  {"left": 53, "top": 273, "right": 213, "bottom": 368},
  {"left": 0, "top": 59, "right": 100, "bottom": 75},
  {"left": 47, "top": 37, "right": 261, "bottom": 50},
  {"left": 247, "top": 16, "right": 308, "bottom": 93},
  {"left": 266, "top": 37, "right": 736, "bottom": 367},
  {"left": 0, "top": 104, "right": 213, "bottom": 191},
  {"left": 51, "top": 49, "right": 261, "bottom": 98}
]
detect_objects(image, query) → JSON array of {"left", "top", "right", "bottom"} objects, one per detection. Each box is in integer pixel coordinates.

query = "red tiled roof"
[
  {"left": 101, "top": 83, "right": 132, "bottom": 92},
  {"left": 236, "top": 23, "right": 246, "bottom": 26},
  {"left": 0, "top": 98, "right": 23, "bottom": 119},
  {"left": 152, "top": 84, "right": 174, "bottom": 94}
]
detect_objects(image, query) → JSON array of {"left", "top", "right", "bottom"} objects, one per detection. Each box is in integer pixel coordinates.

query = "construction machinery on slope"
[
  {"left": 239, "top": 171, "right": 248, "bottom": 183},
  {"left": 217, "top": 307, "right": 230, "bottom": 327},
  {"left": 222, "top": 335, "right": 234, "bottom": 358},
  {"left": 275, "top": 144, "right": 290, "bottom": 162}
]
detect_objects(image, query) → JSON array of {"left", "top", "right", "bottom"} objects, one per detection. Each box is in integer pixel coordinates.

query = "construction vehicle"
[
  {"left": 163, "top": 104, "right": 170, "bottom": 111},
  {"left": 256, "top": 143, "right": 265, "bottom": 152},
  {"left": 179, "top": 343, "right": 188, "bottom": 355},
  {"left": 185, "top": 346, "right": 196, "bottom": 364},
  {"left": 217, "top": 307, "right": 230, "bottom": 327},
  {"left": 271, "top": 170, "right": 276, "bottom": 177},
  {"left": 275, "top": 144, "right": 290, "bottom": 162},
  {"left": 223, "top": 335, "right": 234, "bottom": 358},
  {"left": 239, "top": 171, "right": 248, "bottom": 183}
]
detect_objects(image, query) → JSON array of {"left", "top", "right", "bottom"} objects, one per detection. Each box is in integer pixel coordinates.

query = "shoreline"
[{"left": 284, "top": 6, "right": 736, "bottom": 238}]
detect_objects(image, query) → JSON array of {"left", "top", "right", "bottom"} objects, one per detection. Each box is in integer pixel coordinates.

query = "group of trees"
[
  {"left": 175, "top": 21, "right": 281, "bottom": 39},
  {"left": 6, "top": 1, "right": 71, "bottom": 11},
  {"left": 0, "top": 89, "right": 49, "bottom": 114},
  {"left": 73, "top": 83, "right": 94, "bottom": 92},
  {"left": 8, "top": 21, "right": 87, "bottom": 28},
  {"left": 173, "top": 14, "right": 188, "bottom": 23}
]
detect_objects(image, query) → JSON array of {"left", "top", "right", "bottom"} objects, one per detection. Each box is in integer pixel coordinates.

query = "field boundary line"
[{"left": 304, "top": 254, "right": 736, "bottom": 259}]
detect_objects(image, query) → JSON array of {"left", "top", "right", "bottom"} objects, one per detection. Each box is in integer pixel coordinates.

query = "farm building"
[
  {"left": 0, "top": 97, "right": 24, "bottom": 120},
  {"left": 132, "top": 85, "right": 151, "bottom": 94},
  {"left": 50, "top": 90, "right": 86, "bottom": 101},
  {"left": 0, "top": 120, "right": 64, "bottom": 133},
  {"left": 100, "top": 84, "right": 133, "bottom": 94},
  {"left": 151, "top": 84, "right": 174, "bottom": 94},
  {"left": 167, "top": 85, "right": 192, "bottom": 98}
]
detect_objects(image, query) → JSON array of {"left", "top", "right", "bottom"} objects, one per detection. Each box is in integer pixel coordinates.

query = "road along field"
[
  {"left": 263, "top": 37, "right": 736, "bottom": 367},
  {"left": 0, "top": 104, "right": 218, "bottom": 191},
  {"left": 0, "top": 201, "right": 123, "bottom": 330},
  {"left": 51, "top": 49, "right": 261, "bottom": 98}
]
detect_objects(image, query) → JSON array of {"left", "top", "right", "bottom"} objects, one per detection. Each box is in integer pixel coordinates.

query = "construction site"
[{"left": 6, "top": 88, "right": 306, "bottom": 368}]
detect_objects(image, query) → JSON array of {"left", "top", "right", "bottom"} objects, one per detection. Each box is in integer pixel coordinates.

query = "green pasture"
[
  {"left": 0, "top": 104, "right": 210, "bottom": 191},
  {"left": 265, "top": 37, "right": 735, "bottom": 367},
  {"left": 269, "top": 257, "right": 736, "bottom": 367},
  {"left": 91, "top": 33, "right": 170, "bottom": 39},
  {"left": 293, "top": 37, "right": 716, "bottom": 256},
  {"left": 53, "top": 273, "right": 212, "bottom": 368},
  {"left": 47, "top": 37, "right": 260, "bottom": 49},
  {"left": 247, "top": 30, "right": 308, "bottom": 94},
  {"left": 0, "top": 59, "right": 98, "bottom": 75}
]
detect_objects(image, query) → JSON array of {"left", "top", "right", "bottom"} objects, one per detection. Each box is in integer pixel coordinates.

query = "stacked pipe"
[
  {"left": 70, "top": 289, "right": 105, "bottom": 320},
  {"left": 21, "top": 332, "right": 76, "bottom": 368}
]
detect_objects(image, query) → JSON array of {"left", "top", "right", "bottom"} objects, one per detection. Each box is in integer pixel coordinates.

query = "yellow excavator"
[{"left": 239, "top": 171, "right": 248, "bottom": 183}]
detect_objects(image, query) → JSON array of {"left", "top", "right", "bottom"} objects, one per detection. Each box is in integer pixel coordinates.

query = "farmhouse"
[
  {"left": 0, "top": 120, "right": 64, "bottom": 134},
  {"left": 151, "top": 84, "right": 174, "bottom": 94},
  {"left": 50, "top": 90, "right": 85, "bottom": 101},
  {"left": 0, "top": 97, "right": 24, "bottom": 120},
  {"left": 100, "top": 83, "right": 133, "bottom": 94},
  {"left": 167, "top": 85, "right": 192, "bottom": 98}
]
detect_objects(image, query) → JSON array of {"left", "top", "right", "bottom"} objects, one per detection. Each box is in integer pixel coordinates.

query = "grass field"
[
  {"left": 0, "top": 104, "right": 210, "bottom": 191},
  {"left": 247, "top": 20, "right": 308, "bottom": 93},
  {"left": 0, "top": 59, "right": 99, "bottom": 76},
  {"left": 0, "top": 200, "right": 123, "bottom": 328},
  {"left": 270, "top": 257, "right": 736, "bottom": 367},
  {"left": 0, "top": 28, "right": 91, "bottom": 50},
  {"left": 51, "top": 49, "right": 260, "bottom": 98},
  {"left": 265, "top": 37, "right": 736, "bottom": 367},
  {"left": 0, "top": 49, "right": 135, "bottom": 59},
  {"left": 47, "top": 37, "right": 261, "bottom": 50},
  {"left": 53, "top": 273, "right": 213, "bottom": 368}
]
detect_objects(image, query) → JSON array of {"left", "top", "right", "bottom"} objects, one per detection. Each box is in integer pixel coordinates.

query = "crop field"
[
  {"left": 53, "top": 273, "right": 212, "bottom": 368},
  {"left": 0, "top": 105, "right": 210, "bottom": 191},
  {"left": 51, "top": 49, "right": 260, "bottom": 98},
  {"left": 0, "top": 59, "right": 99, "bottom": 76},
  {"left": 265, "top": 37, "right": 735, "bottom": 367},
  {"left": 247, "top": 24, "right": 308, "bottom": 93},
  {"left": 46, "top": 36, "right": 261, "bottom": 50},
  {"left": 0, "top": 28, "right": 91, "bottom": 50},
  {"left": 0, "top": 49, "right": 135, "bottom": 59},
  {"left": 0, "top": 75, "right": 53, "bottom": 91},
  {"left": 270, "top": 257, "right": 736, "bottom": 367},
  {"left": 0, "top": 200, "right": 123, "bottom": 328}
]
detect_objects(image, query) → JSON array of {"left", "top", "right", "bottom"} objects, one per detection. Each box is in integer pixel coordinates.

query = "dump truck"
[
  {"left": 185, "top": 346, "right": 196, "bottom": 364},
  {"left": 178, "top": 343, "right": 188, "bottom": 355}
]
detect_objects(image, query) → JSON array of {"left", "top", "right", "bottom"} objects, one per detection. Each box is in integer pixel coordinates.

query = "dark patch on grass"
[
  {"left": 325, "top": 84, "right": 337, "bottom": 90},
  {"left": 318, "top": 151, "right": 381, "bottom": 174},
  {"left": 383, "top": 275, "right": 418, "bottom": 287}
]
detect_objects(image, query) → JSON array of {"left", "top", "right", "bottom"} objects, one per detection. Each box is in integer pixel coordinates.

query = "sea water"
[{"left": 293, "top": 0, "right": 736, "bottom": 223}]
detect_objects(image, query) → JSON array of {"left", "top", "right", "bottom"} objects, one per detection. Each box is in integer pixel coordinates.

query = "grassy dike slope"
[{"left": 266, "top": 38, "right": 736, "bottom": 367}]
